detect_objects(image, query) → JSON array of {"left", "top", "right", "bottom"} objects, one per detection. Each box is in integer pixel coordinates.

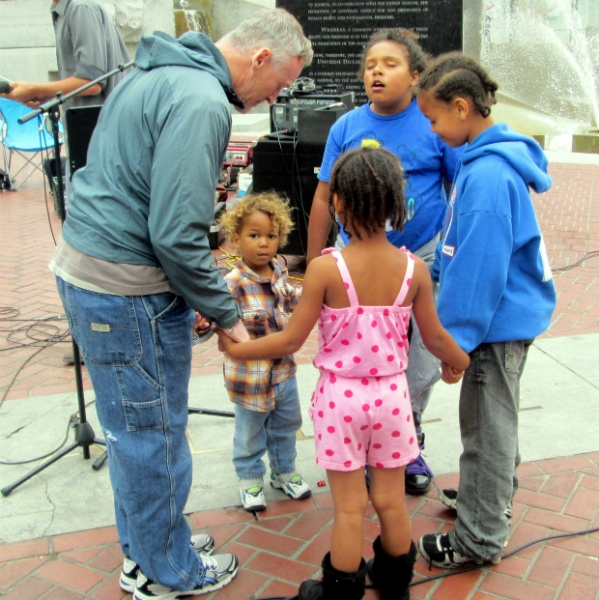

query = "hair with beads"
[
  {"left": 329, "top": 147, "right": 405, "bottom": 241},
  {"left": 418, "top": 52, "right": 498, "bottom": 117},
  {"left": 358, "top": 28, "right": 428, "bottom": 79},
  {"left": 219, "top": 192, "right": 294, "bottom": 247}
]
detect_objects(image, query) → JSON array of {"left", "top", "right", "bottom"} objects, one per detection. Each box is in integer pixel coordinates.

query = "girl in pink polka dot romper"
[{"left": 218, "top": 147, "right": 470, "bottom": 600}]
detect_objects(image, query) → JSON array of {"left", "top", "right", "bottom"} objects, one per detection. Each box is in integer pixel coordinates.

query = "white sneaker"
[
  {"left": 239, "top": 480, "right": 267, "bottom": 512},
  {"left": 119, "top": 533, "right": 215, "bottom": 593},
  {"left": 133, "top": 553, "right": 239, "bottom": 599},
  {"left": 270, "top": 472, "right": 312, "bottom": 500}
]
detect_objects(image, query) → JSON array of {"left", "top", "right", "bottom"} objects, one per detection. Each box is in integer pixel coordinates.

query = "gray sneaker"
[{"left": 133, "top": 553, "right": 239, "bottom": 599}]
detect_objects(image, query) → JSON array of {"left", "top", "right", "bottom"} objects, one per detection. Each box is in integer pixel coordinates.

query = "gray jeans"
[{"left": 450, "top": 340, "right": 532, "bottom": 560}]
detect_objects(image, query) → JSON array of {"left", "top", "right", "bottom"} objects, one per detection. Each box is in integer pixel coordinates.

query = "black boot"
[
  {"left": 298, "top": 552, "right": 366, "bottom": 600},
  {"left": 367, "top": 536, "right": 417, "bottom": 600}
]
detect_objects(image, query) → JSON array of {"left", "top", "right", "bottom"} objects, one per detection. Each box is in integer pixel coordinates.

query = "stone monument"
[{"left": 276, "top": 0, "right": 463, "bottom": 105}]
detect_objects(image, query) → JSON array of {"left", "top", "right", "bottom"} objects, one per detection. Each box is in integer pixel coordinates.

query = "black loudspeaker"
[
  {"left": 65, "top": 105, "right": 102, "bottom": 176},
  {"left": 252, "top": 138, "right": 332, "bottom": 256},
  {"left": 297, "top": 104, "right": 347, "bottom": 144}
]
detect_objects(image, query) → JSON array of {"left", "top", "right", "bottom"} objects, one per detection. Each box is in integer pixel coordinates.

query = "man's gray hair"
[{"left": 221, "top": 8, "right": 313, "bottom": 67}]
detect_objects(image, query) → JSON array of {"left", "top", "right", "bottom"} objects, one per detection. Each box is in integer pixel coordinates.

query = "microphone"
[{"left": 0, "top": 81, "right": 12, "bottom": 94}]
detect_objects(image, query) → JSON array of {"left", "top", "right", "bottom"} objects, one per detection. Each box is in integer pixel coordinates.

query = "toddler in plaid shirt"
[{"left": 219, "top": 193, "right": 311, "bottom": 512}]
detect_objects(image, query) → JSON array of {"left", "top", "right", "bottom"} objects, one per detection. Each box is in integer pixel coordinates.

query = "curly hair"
[
  {"left": 329, "top": 147, "right": 405, "bottom": 241},
  {"left": 358, "top": 28, "right": 428, "bottom": 80},
  {"left": 418, "top": 52, "right": 498, "bottom": 117},
  {"left": 219, "top": 192, "right": 294, "bottom": 247}
]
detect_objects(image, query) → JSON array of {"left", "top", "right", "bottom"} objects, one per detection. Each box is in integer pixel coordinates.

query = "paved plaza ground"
[{"left": 0, "top": 152, "right": 598, "bottom": 599}]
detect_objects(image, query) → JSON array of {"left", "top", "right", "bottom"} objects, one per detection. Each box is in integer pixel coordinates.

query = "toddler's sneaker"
[
  {"left": 270, "top": 472, "right": 312, "bottom": 500},
  {"left": 239, "top": 480, "right": 267, "bottom": 512},
  {"left": 120, "top": 533, "right": 214, "bottom": 593},
  {"left": 418, "top": 532, "right": 500, "bottom": 570},
  {"left": 438, "top": 488, "right": 513, "bottom": 522},
  {"left": 133, "top": 552, "right": 238, "bottom": 599}
]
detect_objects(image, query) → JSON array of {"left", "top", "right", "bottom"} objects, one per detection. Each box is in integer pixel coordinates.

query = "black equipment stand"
[
  {"left": 188, "top": 331, "right": 234, "bottom": 419},
  {"left": 1, "top": 63, "right": 134, "bottom": 497},
  {"left": 189, "top": 407, "right": 234, "bottom": 417}
]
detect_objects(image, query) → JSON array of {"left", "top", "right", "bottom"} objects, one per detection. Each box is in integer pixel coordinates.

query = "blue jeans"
[
  {"left": 56, "top": 277, "right": 203, "bottom": 590},
  {"left": 232, "top": 377, "right": 301, "bottom": 481},
  {"left": 450, "top": 340, "right": 532, "bottom": 561}
]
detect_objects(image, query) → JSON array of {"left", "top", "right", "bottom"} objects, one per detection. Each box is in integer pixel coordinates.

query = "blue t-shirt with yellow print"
[{"left": 318, "top": 98, "right": 462, "bottom": 252}]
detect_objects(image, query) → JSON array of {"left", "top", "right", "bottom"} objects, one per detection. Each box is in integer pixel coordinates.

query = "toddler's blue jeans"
[{"left": 232, "top": 377, "right": 301, "bottom": 481}]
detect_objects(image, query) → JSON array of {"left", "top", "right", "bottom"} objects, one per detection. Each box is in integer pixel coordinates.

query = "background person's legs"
[{"left": 405, "top": 235, "right": 441, "bottom": 494}]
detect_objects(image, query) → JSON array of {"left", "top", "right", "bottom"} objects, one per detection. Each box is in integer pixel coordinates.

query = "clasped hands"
[
  {"left": 441, "top": 362, "right": 464, "bottom": 384},
  {"left": 193, "top": 312, "right": 248, "bottom": 351}
]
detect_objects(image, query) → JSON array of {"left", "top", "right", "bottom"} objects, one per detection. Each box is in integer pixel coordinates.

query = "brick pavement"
[
  {"left": 0, "top": 163, "right": 597, "bottom": 400},
  {"left": 0, "top": 161, "right": 598, "bottom": 599},
  {"left": 1, "top": 454, "right": 598, "bottom": 600}
]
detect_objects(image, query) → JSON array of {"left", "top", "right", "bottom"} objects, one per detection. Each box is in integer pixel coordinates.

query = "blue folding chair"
[{"left": 0, "top": 97, "right": 63, "bottom": 190}]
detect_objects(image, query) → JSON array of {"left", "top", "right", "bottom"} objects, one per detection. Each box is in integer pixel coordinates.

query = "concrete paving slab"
[
  {"left": 534, "top": 334, "right": 599, "bottom": 388},
  {"left": 423, "top": 333, "right": 599, "bottom": 478},
  {"left": 0, "top": 333, "right": 597, "bottom": 544}
]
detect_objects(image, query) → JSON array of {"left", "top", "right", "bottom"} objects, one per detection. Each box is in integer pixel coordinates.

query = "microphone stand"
[{"left": 1, "top": 61, "right": 133, "bottom": 496}]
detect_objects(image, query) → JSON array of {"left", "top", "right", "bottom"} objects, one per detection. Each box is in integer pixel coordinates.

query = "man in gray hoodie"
[{"left": 50, "top": 9, "right": 312, "bottom": 600}]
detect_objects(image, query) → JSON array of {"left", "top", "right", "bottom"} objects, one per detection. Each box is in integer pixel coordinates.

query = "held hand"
[
  {"left": 224, "top": 319, "right": 250, "bottom": 343},
  {"left": 193, "top": 311, "right": 211, "bottom": 334},
  {"left": 215, "top": 328, "right": 236, "bottom": 354},
  {"left": 441, "top": 362, "right": 464, "bottom": 384}
]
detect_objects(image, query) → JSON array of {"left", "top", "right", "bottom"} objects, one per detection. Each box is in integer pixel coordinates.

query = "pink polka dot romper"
[{"left": 310, "top": 249, "right": 419, "bottom": 472}]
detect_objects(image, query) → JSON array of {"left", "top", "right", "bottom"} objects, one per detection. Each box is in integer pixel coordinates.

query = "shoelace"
[{"left": 198, "top": 554, "right": 216, "bottom": 583}]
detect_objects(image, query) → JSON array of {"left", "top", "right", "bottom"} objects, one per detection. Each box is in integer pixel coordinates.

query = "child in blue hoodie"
[{"left": 415, "top": 53, "right": 557, "bottom": 569}]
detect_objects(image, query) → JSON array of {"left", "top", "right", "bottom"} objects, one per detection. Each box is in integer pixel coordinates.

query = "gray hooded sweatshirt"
[{"left": 61, "top": 31, "right": 243, "bottom": 328}]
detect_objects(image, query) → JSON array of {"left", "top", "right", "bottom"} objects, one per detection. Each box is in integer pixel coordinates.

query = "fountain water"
[
  {"left": 173, "top": 0, "right": 213, "bottom": 38},
  {"left": 480, "top": 0, "right": 599, "bottom": 152}
]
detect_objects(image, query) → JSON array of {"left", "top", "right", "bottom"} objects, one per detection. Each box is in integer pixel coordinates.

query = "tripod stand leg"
[
  {"left": 188, "top": 407, "right": 235, "bottom": 418},
  {"left": 92, "top": 452, "right": 108, "bottom": 471},
  {"left": 1, "top": 441, "right": 80, "bottom": 496}
]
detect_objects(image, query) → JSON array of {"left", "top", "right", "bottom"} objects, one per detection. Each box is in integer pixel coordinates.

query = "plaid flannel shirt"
[{"left": 223, "top": 260, "right": 301, "bottom": 412}]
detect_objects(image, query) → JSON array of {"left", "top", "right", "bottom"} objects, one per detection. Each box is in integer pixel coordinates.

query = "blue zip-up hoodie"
[
  {"left": 435, "top": 123, "right": 557, "bottom": 352},
  {"left": 62, "top": 32, "right": 243, "bottom": 328}
]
